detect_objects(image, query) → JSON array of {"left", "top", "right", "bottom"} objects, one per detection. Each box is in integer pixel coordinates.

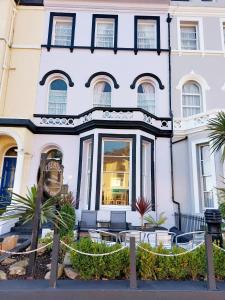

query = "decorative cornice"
[
  {"left": 85, "top": 72, "right": 120, "bottom": 89},
  {"left": 130, "top": 73, "right": 165, "bottom": 90},
  {"left": 39, "top": 70, "right": 74, "bottom": 87}
]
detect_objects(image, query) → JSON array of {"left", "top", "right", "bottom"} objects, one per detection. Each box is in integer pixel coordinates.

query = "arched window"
[
  {"left": 137, "top": 82, "right": 155, "bottom": 114},
  {"left": 93, "top": 81, "right": 111, "bottom": 107},
  {"left": 182, "top": 81, "right": 202, "bottom": 117},
  {"left": 48, "top": 79, "right": 67, "bottom": 115}
]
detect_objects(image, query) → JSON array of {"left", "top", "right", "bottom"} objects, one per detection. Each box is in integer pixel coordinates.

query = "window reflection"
[{"left": 101, "top": 140, "right": 130, "bottom": 206}]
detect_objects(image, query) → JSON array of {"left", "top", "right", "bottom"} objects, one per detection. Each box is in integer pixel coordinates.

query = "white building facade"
[
  {"left": 30, "top": 0, "right": 175, "bottom": 226},
  {"left": 171, "top": 0, "right": 225, "bottom": 218}
]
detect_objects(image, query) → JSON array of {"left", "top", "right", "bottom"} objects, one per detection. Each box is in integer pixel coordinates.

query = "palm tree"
[
  {"left": 0, "top": 185, "right": 66, "bottom": 229},
  {"left": 208, "top": 111, "right": 225, "bottom": 160}
]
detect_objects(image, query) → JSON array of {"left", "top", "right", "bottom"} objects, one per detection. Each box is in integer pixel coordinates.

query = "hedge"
[{"left": 70, "top": 238, "right": 225, "bottom": 280}]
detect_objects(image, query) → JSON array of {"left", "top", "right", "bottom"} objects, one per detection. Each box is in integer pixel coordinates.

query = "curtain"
[
  {"left": 138, "top": 83, "right": 155, "bottom": 114},
  {"left": 96, "top": 20, "right": 114, "bottom": 47},
  {"left": 94, "top": 82, "right": 111, "bottom": 107},
  {"left": 55, "top": 21, "right": 72, "bottom": 46},
  {"left": 182, "top": 82, "right": 201, "bottom": 117}
]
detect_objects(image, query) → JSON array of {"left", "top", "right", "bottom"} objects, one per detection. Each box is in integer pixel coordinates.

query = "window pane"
[
  {"left": 138, "top": 83, "right": 155, "bottom": 114},
  {"left": 101, "top": 140, "right": 131, "bottom": 206},
  {"left": 199, "top": 145, "right": 214, "bottom": 209},
  {"left": 142, "top": 142, "right": 152, "bottom": 202},
  {"left": 48, "top": 80, "right": 67, "bottom": 115},
  {"left": 86, "top": 142, "right": 93, "bottom": 206},
  {"left": 95, "top": 19, "right": 114, "bottom": 48},
  {"left": 54, "top": 20, "right": 72, "bottom": 46},
  {"left": 137, "top": 20, "right": 157, "bottom": 49},
  {"left": 180, "top": 24, "right": 198, "bottom": 50},
  {"left": 104, "top": 141, "right": 130, "bottom": 156},
  {"left": 182, "top": 82, "right": 202, "bottom": 117},
  {"left": 102, "top": 172, "right": 129, "bottom": 206},
  {"left": 93, "top": 82, "right": 111, "bottom": 107}
]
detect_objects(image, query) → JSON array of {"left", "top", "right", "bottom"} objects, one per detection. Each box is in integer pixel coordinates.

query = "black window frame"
[
  {"left": 134, "top": 16, "right": 161, "bottom": 55},
  {"left": 96, "top": 134, "right": 136, "bottom": 211},
  {"left": 47, "top": 12, "right": 76, "bottom": 52},
  {"left": 76, "top": 134, "right": 94, "bottom": 210},
  {"left": 91, "top": 14, "right": 118, "bottom": 54},
  {"left": 140, "top": 136, "right": 155, "bottom": 211}
]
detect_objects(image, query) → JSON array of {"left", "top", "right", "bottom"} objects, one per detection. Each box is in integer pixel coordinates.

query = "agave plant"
[
  {"left": 208, "top": 111, "right": 225, "bottom": 161},
  {"left": 144, "top": 212, "right": 167, "bottom": 228},
  {"left": 0, "top": 185, "right": 67, "bottom": 229},
  {"left": 135, "top": 197, "right": 152, "bottom": 229}
]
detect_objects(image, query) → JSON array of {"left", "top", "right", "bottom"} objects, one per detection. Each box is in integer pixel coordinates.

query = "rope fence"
[
  {"left": 137, "top": 241, "right": 204, "bottom": 257},
  {"left": 0, "top": 239, "right": 224, "bottom": 258},
  {"left": 0, "top": 241, "right": 53, "bottom": 255},
  {"left": 60, "top": 240, "right": 128, "bottom": 257}
]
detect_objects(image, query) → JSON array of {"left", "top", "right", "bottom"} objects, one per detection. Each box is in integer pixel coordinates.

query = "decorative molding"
[
  {"left": 39, "top": 70, "right": 74, "bottom": 87},
  {"left": 174, "top": 110, "right": 224, "bottom": 133},
  {"left": 85, "top": 72, "right": 120, "bottom": 89},
  {"left": 103, "top": 111, "right": 133, "bottom": 120},
  {"left": 130, "top": 73, "right": 165, "bottom": 90},
  {"left": 176, "top": 71, "right": 210, "bottom": 91}
]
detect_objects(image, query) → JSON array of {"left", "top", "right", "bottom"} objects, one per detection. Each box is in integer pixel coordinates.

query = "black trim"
[
  {"left": 47, "top": 13, "right": 76, "bottom": 52},
  {"left": 95, "top": 134, "right": 136, "bottom": 211},
  {"left": 91, "top": 14, "right": 118, "bottom": 54},
  {"left": 130, "top": 73, "right": 165, "bottom": 90},
  {"left": 41, "top": 44, "right": 169, "bottom": 53},
  {"left": 76, "top": 135, "right": 94, "bottom": 210},
  {"left": 140, "top": 136, "right": 155, "bottom": 211},
  {"left": 15, "top": 0, "right": 43, "bottom": 5},
  {"left": 172, "top": 137, "right": 188, "bottom": 145},
  {"left": 0, "top": 119, "right": 172, "bottom": 137},
  {"left": 134, "top": 16, "right": 161, "bottom": 55},
  {"left": 85, "top": 72, "right": 120, "bottom": 89},
  {"left": 39, "top": 70, "right": 74, "bottom": 87},
  {"left": 34, "top": 107, "right": 171, "bottom": 121}
]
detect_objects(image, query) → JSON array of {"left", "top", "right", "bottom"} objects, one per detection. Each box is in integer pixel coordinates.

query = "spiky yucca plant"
[
  {"left": 208, "top": 111, "right": 225, "bottom": 161},
  {"left": 135, "top": 197, "right": 152, "bottom": 229},
  {"left": 144, "top": 212, "right": 167, "bottom": 228},
  {"left": 0, "top": 185, "right": 66, "bottom": 229}
]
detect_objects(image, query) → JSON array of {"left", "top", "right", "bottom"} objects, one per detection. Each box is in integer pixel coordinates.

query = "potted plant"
[
  {"left": 135, "top": 197, "right": 152, "bottom": 229},
  {"left": 144, "top": 212, "right": 167, "bottom": 230}
]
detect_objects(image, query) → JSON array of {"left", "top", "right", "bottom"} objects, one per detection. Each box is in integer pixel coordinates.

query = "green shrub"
[
  {"left": 59, "top": 203, "right": 76, "bottom": 238},
  {"left": 70, "top": 238, "right": 129, "bottom": 280}
]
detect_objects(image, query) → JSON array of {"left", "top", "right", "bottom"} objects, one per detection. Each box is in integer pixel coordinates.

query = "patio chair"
[
  {"left": 175, "top": 231, "right": 205, "bottom": 250},
  {"left": 78, "top": 210, "right": 97, "bottom": 232},
  {"left": 141, "top": 231, "right": 157, "bottom": 247},
  {"left": 88, "top": 229, "right": 118, "bottom": 246},
  {"left": 155, "top": 230, "right": 175, "bottom": 249},
  {"left": 118, "top": 230, "right": 142, "bottom": 246},
  {"left": 109, "top": 211, "right": 128, "bottom": 232}
]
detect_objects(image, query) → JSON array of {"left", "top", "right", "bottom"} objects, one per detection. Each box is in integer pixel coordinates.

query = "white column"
[{"left": 13, "top": 148, "right": 24, "bottom": 194}]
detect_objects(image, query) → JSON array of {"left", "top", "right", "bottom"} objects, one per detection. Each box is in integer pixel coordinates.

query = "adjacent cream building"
[{"left": 0, "top": 0, "right": 44, "bottom": 234}]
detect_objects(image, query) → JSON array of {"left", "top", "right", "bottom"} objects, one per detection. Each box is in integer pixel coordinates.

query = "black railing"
[{"left": 175, "top": 212, "right": 206, "bottom": 232}]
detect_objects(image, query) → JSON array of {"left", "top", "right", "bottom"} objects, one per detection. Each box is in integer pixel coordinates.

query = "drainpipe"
[
  {"left": 167, "top": 13, "right": 181, "bottom": 230},
  {"left": 0, "top": 3, "right": 17, "bottom": 114}
]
